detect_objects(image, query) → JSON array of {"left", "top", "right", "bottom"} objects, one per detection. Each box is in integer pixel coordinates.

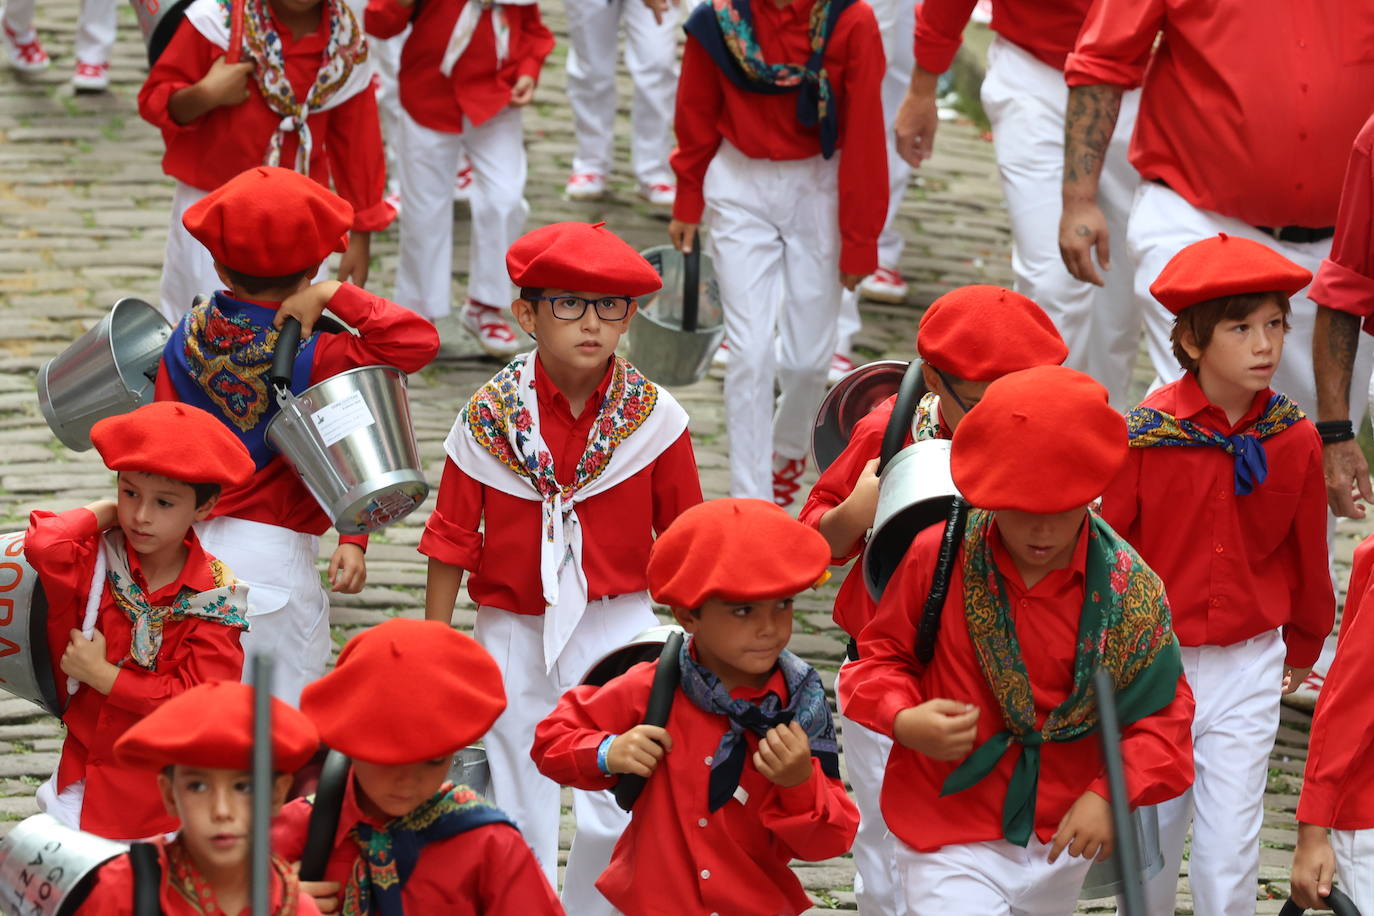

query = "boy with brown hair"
[
  {"left": 532, "top": 498, "right": 859, "bottom": 915},
  {"left": 1101, "top": 232, "right": 1333, "bottom": 916}
]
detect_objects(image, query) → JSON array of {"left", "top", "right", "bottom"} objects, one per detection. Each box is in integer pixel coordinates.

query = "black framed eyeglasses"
[
  {"left": 528, "top": 295, "right": 633, "bottom": 321},
  {"left": 933, "top": 366, "right": 980, "bottom": 413}
]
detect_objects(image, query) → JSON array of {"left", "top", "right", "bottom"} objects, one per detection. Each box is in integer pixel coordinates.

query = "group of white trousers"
[
  {"left": 474, "top": 593, "right": 657, "bottom": 916},
  {"left": 1, "top": 0, "right": 115, "bottom": 64}
]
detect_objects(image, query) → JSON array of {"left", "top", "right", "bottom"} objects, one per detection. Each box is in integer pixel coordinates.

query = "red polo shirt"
[
  {"left": 1310, "top": 113, "right": 1374, "bottom": 332},
  {"left": 914, "top": 0, "right": 1093, "bottom": 74}
]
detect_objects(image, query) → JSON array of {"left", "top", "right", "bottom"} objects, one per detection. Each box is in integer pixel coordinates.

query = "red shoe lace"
[
  {"left": 5, "top": 24, "right": 47, "bottom": 66},
  {"left": 772, "top": 458, "right": 806, "bottom": 508}
]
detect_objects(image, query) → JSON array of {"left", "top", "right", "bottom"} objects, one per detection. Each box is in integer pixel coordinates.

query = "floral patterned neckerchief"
[
  {"left": 216, "top": 0, "right": 368, "bottom": 171},
  {"left": 912, "top": 391, "right": 941, "bottom": 441},
  {"left": 167, "top": 837, "right": 300, "bottom": 915},
  {"left": 682, "top": 0, "right": 857, "bottom": 157},
  {"left": 1126, "top": 391, "right": 1305, "bottom": 495},
  {"left": 103, "top": 529, "right": 249, "bottom": 671},
  {"left": 341, "top": 784, "right": 513, "bottom": 916},
  {"left": 940, "top": 509, "right": 1182, "bottom": 847}
]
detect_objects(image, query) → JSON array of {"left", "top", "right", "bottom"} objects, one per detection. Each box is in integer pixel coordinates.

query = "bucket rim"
[{"left": 106, "top": 297, "right": 169, "bottom": 394}]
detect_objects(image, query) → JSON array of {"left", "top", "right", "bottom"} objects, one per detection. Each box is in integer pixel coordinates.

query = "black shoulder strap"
[
  {"left": 129, "top": 842, "right": 163, "bottom": 916},
  {"left": 300, "top": 749, "right": 353, "bottom": 882},
  {"left": 915, "top": 497, "right": 968, "bottom": 666},
  {"left": 612, "top": 630, "right": 685, "bottom": 812}
]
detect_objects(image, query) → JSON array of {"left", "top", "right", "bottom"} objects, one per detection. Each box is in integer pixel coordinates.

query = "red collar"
[
  {"left": 988, "top": 515, "right": 1090, "bottom": 595},
  {"left": 126, "top": 528, "right": 217, "bottom": 600},
  {"left": 1173, "top": 371, "right": 1271, "bottom": 434},
  {"left": 532, "top": 353, "right": 615, "bottom": 421}
]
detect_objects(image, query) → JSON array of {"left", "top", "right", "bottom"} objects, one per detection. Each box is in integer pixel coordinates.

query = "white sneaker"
[
  {"left": 453, "top": 164, "right": 473, "bottom": 202},
  {"left": 637, "top": 182, "right": 675, "bottom": 207},
  {"left": 460, "top": 300, "right": 524, "bottom": 358},
  {"left": 859, "top": 266, "right": 909, "bottom": 304},
  {"left": 827, "top": 353, "right": 856, "bottom": 385},
  {"left": 711, "top": 341, "right": 729, "bottom": 368},
  {"left": 2, "top": 20, "right": 49, "bottom": 72},
  {"left": 72, "top": 60, "right": 109, "bottom": 92},
  {"left": 565, "top": 172, "right": 606, "bottom": 201}
]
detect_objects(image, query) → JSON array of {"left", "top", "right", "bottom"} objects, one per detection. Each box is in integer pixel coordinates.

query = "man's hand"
[
  {"left": 62, "top": 629, "right": 117, "bottom": 694},
  {"left": 640, "top": 0, "right": 677, "bottom": 26},
  {"left": 1290, "top": 823, "right": 1338, "bottom": 909},
  {"left": 892, "top": 698, "right": 980, "bottom": 761},
  {"left": 510, "top": 75, "right": 536, "bottom": 107},
  {"left": 275, "top": 281, "right": 342, "bottom": 338},
  {"left": 1047, "top": 790, "right": 1113, "bottom": 864},
  {"left": 893, "top": 77, "right": 940, "bottom": 167},
  {"left": 607, "top": 725, "right": 673, "bottom": 778},
  {"left": 754, "top": 721, "right": 813, "bottom": 788},
  {"left": 327, "top": 543, "right": 366, "bottom": 593},
  {"left": 840, "top": 271, "right": 864, "bottom": 291},
  {"left": 336, "top": 232, "right": 371, "bottom": 288},
  {"left": 1283, "top": 665, "right": 1314, "bottom": 695},
  {"left": 669, "top": 220, "right": 698, "bottom": 254},
  {"left": 1323, "top": 438, "right": 1372, "bottom": 518},
  {"left": 1058, "top": 198, "right": 1110, "bottom": 286}
]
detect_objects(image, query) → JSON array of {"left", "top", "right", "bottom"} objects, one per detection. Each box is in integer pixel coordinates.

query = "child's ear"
[
  {"left": 1179, "top": 327, "right": 1204, "bottom": 361},
  {"left": 193, "top": 493, "right": 219, "bottom": 521},
  {"left": 270, "top": 773, "right": 293, "bottom": 813},
  {"left": 157, "top": 771, "right": 178, "bottom": 819},
  {"left": 511, "top": 298, "right": 538, "bottom": 336},
  {"left": 670, "top": 606, "right": 698, "bottom": 633}
]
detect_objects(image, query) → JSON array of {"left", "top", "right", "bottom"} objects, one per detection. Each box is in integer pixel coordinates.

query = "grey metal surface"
[
  {"left": 0, "top": 814, "right": 127, "bottom": 916},
  {"left": 0, "top": 532, "right": 64, "bottom": 718},
  {"left": 810, "top": 359, "right": 908, "bottom": 473},
  {"left": 581, "top": 624, "right": 686, "bottom": 687},
  {"left": 627, "top": 245, "right": 725, "bottom": 388},
  {"left": 1079, "top": 804, "right": 1164, "bottom": 900},
  {"left": 863, "top": 438, "right": 960, "bottom": 600},
  {"left": 451, "top": 746, "right": 492, "bottom": 799}
]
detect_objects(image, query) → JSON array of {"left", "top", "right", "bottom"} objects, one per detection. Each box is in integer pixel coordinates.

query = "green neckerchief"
[{"left": 941, "top": 509, "right": 1182, "bottom": 846}]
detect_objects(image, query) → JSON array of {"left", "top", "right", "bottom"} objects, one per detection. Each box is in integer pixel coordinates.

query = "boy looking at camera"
[{"left": 532, "top": 498, "right": 859, "bottom": 915}]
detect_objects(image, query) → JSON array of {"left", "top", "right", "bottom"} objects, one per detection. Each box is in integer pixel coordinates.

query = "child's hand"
[
  {"left": 293, "top": 865, "right": 342, "bottom": 914},
  {"left": 843, "top": 458, "right": 881, "bottom": 527},
  {"left": 61, "top": 629, "right": 117, "bottom": 694},
  {"left": 1290, "top": 822, "right": 1337, "bottom": 908},
  {"left": 669, "top": 220, "right": 697, "bottom": 254},
  {"left": 840, "top": 271, "right": 864, "bottom": 291},
  {"left": 1282, "top": 664, "right": 1313, "bottom": 695},
  {"left": 83, "top": 500, "right": 119, "bottom": 531},
  {"left": 892, "top": 698, "right": 979, "bottom": 761},
  {"left": 607, "top": 725, "right": 672, "bottom": 778},
  {"left": 336, "top": 232, "right": 371, "bottom": 288},
  {"left": 754, "top": 721, "right": 813, "bottom": 788},
  {"left": 328, "top": 544, "right": 366, "bottom": 593},
  {"left": 510, "top": 75, "right": 536, "bottom": 107},
  {"left": 275, "top": 281, "right": 341, "bottom": 338},
  {"left": 198, "top": 55, "right": 255, "bottom": 109},
  {"left": 1047, "top": 789, "right": 1112, "bottom": 864},
  {"left": 640, "top": 0, "right": 677, "bottom": 26}
]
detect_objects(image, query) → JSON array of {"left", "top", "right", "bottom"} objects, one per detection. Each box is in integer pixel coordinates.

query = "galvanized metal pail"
[
  {"left": 1078, "top": 805, "right": 1164, "bottom": 899},
  {"left": 129, "top": 0, "right": 195, "bottom": 63},
  {"left": 450, "top": 746, "right": 492, "bottom": 799},
  {"left": 0, "top": 814, "right": 128, "bottom": 916},
  {"left": 264, "top": 365, "right": 429, "bottom": 535},
  {"left": 627, "top": 246, "right": 724, "bottom": 388},
  {"left": 0, "top": 531, "right": 65, "bottom": 718},
  {"left": 581, "top": 624, "right": 685, "bottom": 687},
  {"left": 863, "top": 439, "right": 960, "bottom": 600},
  {"left": 37, "top": 298, "right": 171, "bottom": 453},
  {"left": 811, "top": 360, "right": 909, "bottom": 473}
]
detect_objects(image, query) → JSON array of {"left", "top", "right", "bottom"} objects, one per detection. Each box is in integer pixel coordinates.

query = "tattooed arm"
[
  {"left": 1314, "top": 305, "right": 1372, "bottom": 517},
  {"left": 1059, "top": 83, "right": 1124, "bottom": 287}
]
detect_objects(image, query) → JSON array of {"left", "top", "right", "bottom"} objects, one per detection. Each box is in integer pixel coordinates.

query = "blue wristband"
[{"left": 597, "top": 734, "right": 617, "bottom": 775}]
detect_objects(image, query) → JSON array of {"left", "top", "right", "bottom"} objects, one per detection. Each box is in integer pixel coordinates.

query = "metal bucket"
[
  {"left": 627, "top": 245, "right": 725, "bottom": 388},
  {"left": 37, "top": 298, "right": 171, "bottom": 453},
  {"left": 863, "top": 439, "right": 960, "bottom": 600},
  {"left": 0, "top": 532, "right": 64, "bottom": 718},
  {"left": 129, "top": 0, "right": 195, "bottom": 63},
  {"left": 264, "top": 365, "right": 429, "bottom": 535},
  {"left": 0, "top": 814, "right": 128, "bottom": 916},
  {"left": 449, "top": 746, "right": 492, "bottom": 799},
  {"left": 1078, "top": 805, "right": 1164, "bottom": 899},
  {"left": 811, "top": 360, "right": 909, "bottom": 473},
  {"left": 581, "top": 624, "right": 685, "bottom": 687}
]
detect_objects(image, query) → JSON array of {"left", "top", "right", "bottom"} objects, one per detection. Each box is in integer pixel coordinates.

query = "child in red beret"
[
  {"left": 272, "top": 618, "right": 562, "bottom": 914},
  {"left": 532, "top": 497, "right": 859, "bottom": 915},
  {"left": 23, "top": 403, "right": 255, "bottom": 841},
  {"left": 138, "top": 0, "right": 390, "bottom": 324},
  {"left": 798, "top": 283, "right": 1066, "bottom": 913},
  {"left": 1100, "top": 233, "right": 1332, "bottom": 915},
  {"left": 841, "top": 366, "right": 1195, "bottom": 913},
  {"left": 666, "top": 0, "right": 887, "bottom": 507},
  {"left": 153, "top": 166, "right": 440, "bottom": 707},
  {"left": 420, "top": 220, "right": 702, "bottom": 913},
  {"left": 75, "top": 680, "right": 322, "bottom": 915}
]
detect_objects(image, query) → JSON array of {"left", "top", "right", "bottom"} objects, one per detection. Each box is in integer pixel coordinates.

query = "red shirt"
[
  {"left": 669, "top": 0, "right": 889, "bottom": 276},
  {"left": 25, "top": 508, "right": 246, "bottom": 840},
  {"left": 137, "top": 11, "right": 392, "bottom": 233},
  {"left": 419, "top": 357, "right": 703, "bottom": 615},
  {"left": 532, "top": 659, "right": 859, "bottom": 916},
  {"left": 1299, "top": 534, "right": 1374, "bottom": 829},
  {"left": 1310, "top": 112, "right": 1374, "bottom": 333},
  {"left": 1065, "top": 0, "right": 1374, "bottom": 228},
  {"left": 840, "top": 520, "right": 1195, "bottom": 852},
  {"left": 155, "top": 283, "right": 440, "bottom": 547},
  {"left": 1099, "top": 374, "right": 1334, "bottom": 667},
  {"left": 914, "top": 0, "right": 1093, "bottom": 74},
  {"left": 272, "top": 773, "right": 562, "bottom": 915},
  {"left": 365, "top": 0, "right": 553, "bottom": 134}
]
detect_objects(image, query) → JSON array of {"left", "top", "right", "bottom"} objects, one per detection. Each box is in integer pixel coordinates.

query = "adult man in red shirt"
[
  {"left": 1060, "top": 1, "right": 1374, "bottom": 424},
  {"left": 892, "top": 0, "right": 1145, "bottom": 409}
]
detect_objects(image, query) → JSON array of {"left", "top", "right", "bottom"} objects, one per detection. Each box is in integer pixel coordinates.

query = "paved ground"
[{"left": 0, "top": 1, "right": 1369, "bottom": 912}]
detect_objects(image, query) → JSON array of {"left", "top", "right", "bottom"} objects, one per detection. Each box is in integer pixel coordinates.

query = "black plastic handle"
[
  {"left": 681, "top": 246, "right": 701, "bottom": 333},
  {"left": 613, "top": 630, "right": 685, "bottom": 811},
  {"left": 1093, "top": 667, "right": 1147, "bottom": 916},
  {"left": 270, "top": 317, "right": 302, "bottom": 394},
  {"left": 129, "top": 842, "right": 163, "bottom": 916},
  {"left": 300, "top": 749, "right": 352, "bottom": 881},
  {"left": 1279, "top": 888, "right": 1362, "bottom": 916},
  {"left": 877, "top": 359, "right": 927, "bottom": 475},
  {"left": 914, "top": 497, "right": 967, "bottom": 665}
]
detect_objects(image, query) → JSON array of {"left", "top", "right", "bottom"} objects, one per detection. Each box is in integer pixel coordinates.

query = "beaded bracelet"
[{"left": 1316, "top": 419, "right": 1356, "bottom": 444}]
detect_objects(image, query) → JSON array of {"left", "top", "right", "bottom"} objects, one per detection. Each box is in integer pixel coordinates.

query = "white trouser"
[
  {"left": 896, "top": 835, "right": 1095, "bottom": 915},
  {"left": 564, "top": 0, "right": 678, "bottom": 187},
  {"left": 836, "top": 664, "right": 908, "bottom": 915},
  {"left": 706, "top": 140, "right": 843, "bottom": 498},
  {"left": 980, "top": 37, "right": 1144, "bottom": 410},
  {"left": 1332, "top": 828, "right": 1374, "bottom": 916},
  {"left": 372, "top": 31, "right": 407, "bottom": 194},
  {"left": 837, "top": 292, "right": 862, "bottom": 358},
  {"left": 1133, "top": 631, "right": 1285, "bottom": 916},
  {"left": 36, "top": 774, "right": 84, "bottom": 830},
  {"left": 870, "top": 0, "right": 914, "bottom": 271},
  {"left": 194, "top": 516, "right": 331, "bottom": 706},
  {"left": 1, "top": 0, "right": 116, "bottom": 63},
  {"left": 396, "top": 106, "right": 527, "bottom": 318},
  {"left": 1127, "top": 180, "right": 1374, "bottom": 422},
  {"left": 475, "top": 593, "right": 657, "bottom": 916}
]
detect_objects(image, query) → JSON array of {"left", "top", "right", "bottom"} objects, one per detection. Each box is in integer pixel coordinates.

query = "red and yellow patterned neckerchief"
[{"left": 166, "top": 838, "right": 301, "bottom": 915}]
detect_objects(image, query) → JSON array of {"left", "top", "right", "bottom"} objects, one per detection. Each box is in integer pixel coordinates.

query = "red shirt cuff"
[
  {"left": 1283, "top": 628, "right": 1325, "bottom": 669},
  {"left": 418, "top": 521, "right": 482, "bottom": 571},
  {"left": 1310, "top": 257, "right": 1374, "bottom": 320},
  {"left": 339, "top": 534, "right": 369, "bottom": 552},
  {"left": 1063, "top": 52, "right": 1145, "bottom": 89},
  {"left": 351, "top": 200, "right": 396, "bottom": 234},
  {"left": 840, "top": 240, "right": 878, "bottom": 278}
]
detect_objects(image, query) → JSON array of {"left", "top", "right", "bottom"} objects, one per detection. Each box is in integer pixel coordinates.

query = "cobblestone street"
[{"left": 0, "top": 0, "right": 1366, "bottom": 911}]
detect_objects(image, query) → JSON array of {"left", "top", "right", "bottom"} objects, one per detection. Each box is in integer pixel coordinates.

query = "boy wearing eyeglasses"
[{"left": 420, "top": 220, "right": 704, "bottom": 915}]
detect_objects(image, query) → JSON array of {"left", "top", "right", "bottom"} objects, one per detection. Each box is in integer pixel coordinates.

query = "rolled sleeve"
[{"left": 418, "top": 459, "right": 485, "bottom": 571}]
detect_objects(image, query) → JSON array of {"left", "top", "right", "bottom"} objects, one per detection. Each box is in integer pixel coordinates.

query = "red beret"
[
  {"left": 300, "top": 619, "right": 506, "bottom": 765},
  {"left": 1149, "top": 233, "right": 1313, "bottom": 315},
  {"left": 114, "top": 680, "right": 319, "bottom": 772},
  {"left": 951, "top": 366, "right": 1126, "bottom": 513},
  {"left": 916, "top": 285, "right": 1068, "bottom": 381},
  {"left": 91, "top": 402, "right": 254, "bottom": 488},
  {"left": 184, "top": 166, "right": 353, "bottom": 277},
  {"left": 507, "top": 221, "right": 663, "bottom": 297},
  {"left": 647, "top": 498, "right": 831, "bottom": 608}
]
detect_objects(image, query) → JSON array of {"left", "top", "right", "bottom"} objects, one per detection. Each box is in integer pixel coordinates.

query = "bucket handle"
[
  {"left": 1279, "top": 889, "right": 1362, "bottom": 916},
  {"left": 614, "top": 629, "right": 684, "bottom": 812},
  {"left": 877, "top": 359, "right": 926, "bottom": 475},
  {"left": 1092, "top": 668, "right": 1148, "bottom": 916},
  {"left": 270, "top": 317, "right": 302, "bottom": 406},
  {"left": 680, "top": 245, "right": 700, "bottom": 334}
]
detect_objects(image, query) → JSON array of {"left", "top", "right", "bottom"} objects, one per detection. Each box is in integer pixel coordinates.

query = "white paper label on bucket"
[{"left": 311, "top": 390, "right": 375, "bottom": 447}]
